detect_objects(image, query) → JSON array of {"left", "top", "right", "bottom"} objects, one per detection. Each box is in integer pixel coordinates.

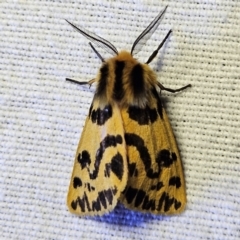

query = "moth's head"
[{"left": 113, "top": 50, "right": 137, "bottom": 63}]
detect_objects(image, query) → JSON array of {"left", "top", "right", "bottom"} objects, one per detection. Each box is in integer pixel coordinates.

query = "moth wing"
[
  {"left": 120, "top": 90, "right": 186, "bottom": 214},
  {"left": 67, "top": 99, "right": 128, "bottom": 216}
]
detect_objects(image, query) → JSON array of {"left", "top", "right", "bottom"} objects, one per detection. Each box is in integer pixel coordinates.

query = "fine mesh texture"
[{"left": 0, "top": 1, "right": 239, "bottom": 239}]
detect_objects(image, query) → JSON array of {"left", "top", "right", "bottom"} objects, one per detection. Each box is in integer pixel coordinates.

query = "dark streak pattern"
[
  {"left": 77, "top": 135, "right": 123, "bottom": 180},
  {"left": 125, "top": 133, "right": 167, "bottom": 178},
  {"left": 129, "top": 163, "right": 138, "bottom": 177},
  {"left": 127, "top": 105, "right": 158, "bottom": 125},
  {"left": 96, "top": 64, "right": 109, "bottom": 97},
  {"left": 124, "top": 133, "right": 182, "bottom": 212},
  {"left": 125, "top": 187, "right": 181, "bottom": 212},
  {"left": 130, "top": 64, "right": 145, "bottom": 97},
  {"left": 71, "top": 188, "right": 117, "bottom": 212},
  {"left": 90, "top": 105, "right": 113, "bottom": 125},
  {"left": 113, "top": 61, "right": 125, "bottom": 101}
]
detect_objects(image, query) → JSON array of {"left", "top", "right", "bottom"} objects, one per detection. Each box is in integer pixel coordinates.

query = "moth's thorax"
[{"left": 95, "top": 50, "right": 158, "bottom": 108}]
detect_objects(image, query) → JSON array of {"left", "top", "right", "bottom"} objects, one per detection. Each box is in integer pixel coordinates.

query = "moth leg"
[
  {"left": 157, "top": 82, "right": 191, "bottom": 93},
  {"left": 66, "top": 78, "right": 96, "bottom": 87},
  {"left": 146, "top": 29, "right": 172, "bottom": 64},
  {"left": 89, "top": 42, "right": 105, "bottom": 62}
]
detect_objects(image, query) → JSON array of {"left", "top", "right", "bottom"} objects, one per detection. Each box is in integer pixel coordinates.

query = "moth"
[{"left": 66, "top": 6, "right": 191, "bottom": 216}]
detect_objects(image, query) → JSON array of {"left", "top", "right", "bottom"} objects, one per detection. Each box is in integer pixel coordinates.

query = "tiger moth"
[{"left": 66, "top": 6, "right": 191, "bottom": 216}]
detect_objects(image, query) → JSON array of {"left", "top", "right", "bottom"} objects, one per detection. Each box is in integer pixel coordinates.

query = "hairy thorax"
[{"left": 95, "top": 51, "right": 158, "bottom": 108}]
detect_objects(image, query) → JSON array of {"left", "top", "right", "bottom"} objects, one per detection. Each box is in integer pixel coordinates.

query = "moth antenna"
[
  {"left": 157, "top": 82, "right": 192, "bottom": 93},
  {"left": 131, "top": 6, "right": 168, "bottom": 55},
  {"left": 65, "top": 19, "right": 118, "bottom": 56},
  {"left": 89, "top": 42, "right": 105, "bottom": 62},
  {"left": 146, "top": 29, "right": 172, "bottom": 64}
]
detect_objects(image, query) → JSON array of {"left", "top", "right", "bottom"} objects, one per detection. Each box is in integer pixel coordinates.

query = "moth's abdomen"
[{"left": 95, "top": 51, "right": 158, "bottom": 107}]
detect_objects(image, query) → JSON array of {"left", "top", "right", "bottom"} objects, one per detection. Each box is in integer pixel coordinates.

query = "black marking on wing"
[
  {"left": 78, "top": 150, "right": 91, "bottom": 169},
  {"left": 89, "top": 104, "right": 113, "bottom": 125},
  {"left": 125, "top": 133, "right": 175, "bottom": 178},
  {"left": 125, "top": 188, "right": 182, "bottom": 212},
  {"left": 142, "top": 195, "right": 156, "bottom": 211},
  {"left": 129, "top": 163, "right": 138, "bottom": 177},
  {"left": 71, "top": 192, "right": 90, "bottom": 213},
  {"left": 130, "top": 64, "right": 145, "bottom": 98},
  {"left": 158, "top": 192, "right": 182, "bottom": 212},
  {"left": 96, "top": 64, "right": 109, "bottom": 97},
  {"left": 174, "top": 199, "right": 182, "bottom": 210},
  {"left": 110, "top": 153, "right": 124, "bottom": 180},
  {"left": 169, "top": 176, "right": 181, "bottom": 188},
  {"left": 127, "top": 105, "right": 158, "bottom": 125},
  {"left": 71, "top": 187, "right": 117, "bottom": 212},
  {"left": 150, "top": 182, "right": 164, "bottom": 191},
  {"left": 125, "top": 186, "right": 138, "bottom": 204},
  {"left": 77, "top": 135, "right": 123, "bottom": 180},
  {"left": 113, "top": 61, "right": 125, "bottom": 101},
  {"left": 73, "top": 177, "right": 82, "bottom": 189},
  {"left": 104, "top": 152, "right": 124, "bottom": 180},
  {"left": 156, "top": 149, "right": 177, "bottom": 168},
  {"left": 135, "top": 190, "right": 146, "bottom": 207}
]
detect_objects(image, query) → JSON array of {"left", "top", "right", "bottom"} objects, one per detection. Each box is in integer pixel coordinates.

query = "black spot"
[
  {"left": 96, "top": 64, "right": 109, "bottom": 97},
  {"left": 125, "top": 133, "right": 161, "bottom": 178},
  {"left": 142, "top": 195, "right": 155, "bottom": 211},
  {"left": 174, "top": 199, "right": 182, "bottom": 210},
  {"left": 125, "top": 187, "right": 138, "bottom": 204},
  {"left": 156, "top": 149, "right": 177, "bottom": 168},
  {"left": 127, "top": 105, "right": 158, "bottom": 125},
  {"left": 78, "top": 150, "right": 91, "bottom": 169},
  {"left": 169, "top": 176, "right": 181, "bottom": 188},
  {"left": 134, "top": 190, "right": 146, "bottom": 207},
  {"left": 110, "top": 153, "right": 124, "bottom": 180},
  {"left": 164, "top": 194, "right": 174, "bottom": 212},
  {"left": 90, "top": 105, "right": 113, "bottom": 125},
  {"left": 130, "top": 64, "right": 145, "bottom": 97},
  {"left": 113, "top": 61, "right": 125, "bottom": 101},
  {"left": 73, "top": 177, "right": 82, "bottom": 189},
  {"left": 151, "top": 88, "right": 163, "bottom": 119}
]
